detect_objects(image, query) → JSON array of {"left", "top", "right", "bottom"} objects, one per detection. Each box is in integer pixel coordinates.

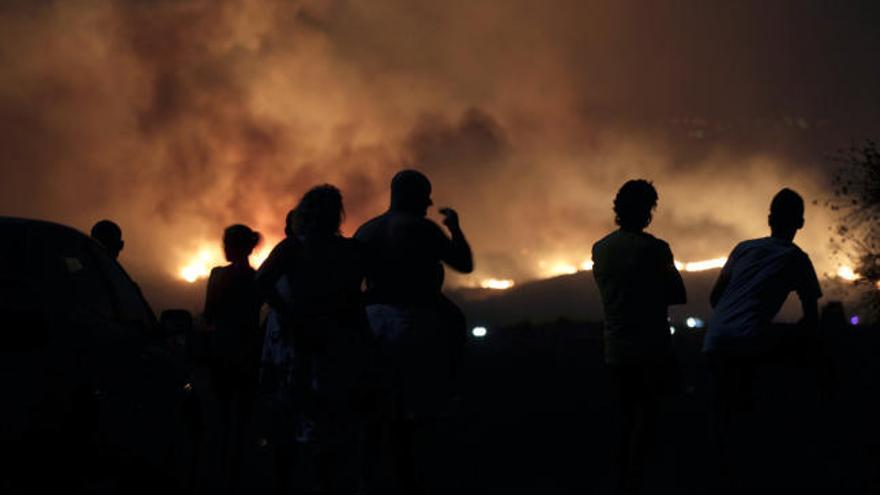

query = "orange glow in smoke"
[
  {"left": 836, "top": 265, "right": 860, "bottom": 282},
  {"left": 680, "top": 257, "right": 728, "bottom": 272},
  {"left": 473, "top": 256, "right": 729, "bottom": 292},
  {"left": 179, "top": 239, "right": 277, "bottom": 283},
  {"left": 480, "top": 278, "right": 516, "bottom": 290}
]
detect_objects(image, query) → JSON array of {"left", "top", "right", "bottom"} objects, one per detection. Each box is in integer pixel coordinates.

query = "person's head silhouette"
[
  {"left": 289, "top": 185, "right": 344, "bottom": 238},
  {"left": 223, "top": 224, "right": 260, "bottom": 265},
  {"left": 614, "top": 179, "right": 658, "bottom": 232},
  {"left": 768, "top": 188, "right": 805, "bottom": 241},
  {"left": 91, "top": 219, "right": 124, "bottom": 259},
  {"left": 390, "top": 169, "right": 433, "bottom": 216}
]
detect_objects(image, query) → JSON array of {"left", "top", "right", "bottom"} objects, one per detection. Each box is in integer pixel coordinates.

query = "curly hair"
[
  {"left": 289, "top": 184, "right": 344, "bottom": 237},
  {"left": 614, "top": 179, "right": 658, "bottom": 230}
]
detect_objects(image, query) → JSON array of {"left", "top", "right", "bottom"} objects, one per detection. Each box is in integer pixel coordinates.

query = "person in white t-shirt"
[{"left": 703, "top": 188, "right": 822, "bottom": 485}]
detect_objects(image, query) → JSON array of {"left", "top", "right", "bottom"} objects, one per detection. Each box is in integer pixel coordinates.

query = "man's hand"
[{"left": 439, "top": 207, "right": 460, "bottom": 231}]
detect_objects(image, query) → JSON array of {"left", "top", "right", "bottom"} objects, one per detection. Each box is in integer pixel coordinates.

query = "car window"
[{"left": 42, "top": 228, "right": 116, "bottom": 321}]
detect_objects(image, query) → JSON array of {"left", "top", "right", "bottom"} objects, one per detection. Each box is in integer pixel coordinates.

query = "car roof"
[{"left": 0, "top": 216, "right": 92, "bottom": 239}]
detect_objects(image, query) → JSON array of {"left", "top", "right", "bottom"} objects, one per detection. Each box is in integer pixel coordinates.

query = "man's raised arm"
[{"left": 438, "top": 207, "right": 473, "bottom": 273}]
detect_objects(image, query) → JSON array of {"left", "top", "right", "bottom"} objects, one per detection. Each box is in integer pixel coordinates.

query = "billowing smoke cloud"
[{"left": 2, "top": 0, "right": 879, "bottom": 309}]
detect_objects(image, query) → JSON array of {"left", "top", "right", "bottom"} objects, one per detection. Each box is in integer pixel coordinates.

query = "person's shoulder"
[
  {"left": 421, "top": 216, "right": 445, "bottom": 233},
  {"left": 354, "top": 213, "right": 387, "bottom": 239},
  {"left": 641, "top": 231, "right": 669, "bottom": 248},
  {"left": 788, "top": 242, "right": 814, "bottom": 263},
  {"left": 632, "top": 231, "right": 672, "bottom": 255},
  {"left": 593, "top": 230, "right": 619, "bottom": 249},
  {"left": 731, "top": 237, "right": 767, "bottom": 253},
  {"left": 208, "top": 265, "right": 229, "bottom": 283}
]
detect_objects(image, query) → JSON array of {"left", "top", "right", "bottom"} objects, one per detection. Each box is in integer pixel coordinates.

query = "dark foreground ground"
[{"left": 190, "top": 322, "right": 880, "bottom": 495}]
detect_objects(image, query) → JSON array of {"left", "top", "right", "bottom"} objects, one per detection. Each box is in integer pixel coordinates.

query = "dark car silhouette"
[{"left": 0, "top": 217, "right": 195, "bottom": 493}]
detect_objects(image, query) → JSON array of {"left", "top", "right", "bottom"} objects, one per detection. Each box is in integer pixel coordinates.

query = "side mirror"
[{"left": 160, "top": 309, "right": 193, "bottom": 337}]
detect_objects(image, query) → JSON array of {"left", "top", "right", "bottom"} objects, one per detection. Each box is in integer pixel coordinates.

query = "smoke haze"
[{"left": 2, "top": 0, "right": 879, "bottom": 308}]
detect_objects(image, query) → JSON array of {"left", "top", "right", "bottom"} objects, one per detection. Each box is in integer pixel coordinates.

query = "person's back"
[
  {"left": 704, "top": 188, "right": 822, "bottom": 355},
  {"left": 255, "top": 185, "right": 371, "bottom": 495},
  {"left": 206, "top": 263, "right": 261, "bottom": 357},
  {"left": 590, "top": 179, "right": 685, "bottom": 495},
  {"left": 202, "top": 224, "right": 262, "bottom": 493},
  {"left": 705, "top": 236, "right": 820, "bottom": 352},
  {"left": 592, "top": 229, "right": 683, "bottom": 363},
  {"left": 284, "top": 235, "right": 365, "bottom": 320},
  {"left": 204, "top": 225, "right": 263, "bottom": 365},
  {"left": 354, "top": 170, "right": 472, "bottom": 495},
  {"left": 355, "top": 210, "right": 449, "bottom": 305},
  {"left": 703, "top": 188, "right": 823, "bottom": 491}
]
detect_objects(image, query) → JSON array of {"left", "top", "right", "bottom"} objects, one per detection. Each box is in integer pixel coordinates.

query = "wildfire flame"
[
  {"left": 680, "top": 257, "right": 728, "bottom": 272},
  {"left": 474, "top": 256, "right": 731, "bottom": 291},
  {"left": 180, "top": 249, "right": 217, "bottom": 283},
  {"left": 539, "top": 260, "right": 580, "bottom": 277},
  {"left": 480, "top": 278, "right": 515, "bottom": 290},
  {"left": 179, "top": 240, "right": 276, "bottom": 283},
  {"left": 836, "top": 265, "right": 860, "bottom": 281}
]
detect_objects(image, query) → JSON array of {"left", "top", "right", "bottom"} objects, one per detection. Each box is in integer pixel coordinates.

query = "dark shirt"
[
  {"left": 354, "top": 211, "right": 462, "bottom": 305},
  {"left": 592, "top": 229, "right": 686, "bottom": 364},
  {"left": 256, "top": 235, "right": 366, "bottom": 323},
  {"left": 204, "top": 263, "right": 261, "bottom": 365}
]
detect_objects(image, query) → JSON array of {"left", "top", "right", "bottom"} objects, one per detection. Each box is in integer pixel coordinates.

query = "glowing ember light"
[
  {"left": 179, "top": 238, "right": 277, "bottom": 283},
  {"left": 180, "top": 249, "right": 220, "bottom": 283},
  {"left": 542, "top": 262, "right": 579, "bottom": 277},
  {"left": 850, "top": 315, "right": 860, "bottom": 326},
  {"left": 481, "top": 278, "right": 515, "bottom": 290},
  {"left": 539, "top": 256, "right": 726, "bottom": 279},
  {"left": 836, "top": 266, "right": 860, "bottom": 281},
  {"left": 683, "top": 257, "right": 727, "bottom": 272},
  {"left": 251, "top": 244, "right": 274, "bottom": 268}
]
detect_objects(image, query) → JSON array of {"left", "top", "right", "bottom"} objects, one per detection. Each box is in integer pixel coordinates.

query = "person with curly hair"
[{"left": 591, "top": 179, "right": 687, "bottom": 495}]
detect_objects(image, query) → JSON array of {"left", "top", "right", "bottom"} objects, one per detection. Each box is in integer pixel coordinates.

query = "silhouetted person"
[
  {"left": 259, "top": 208, "right": 299, "bottom": 495},
  {"left": 591, "top": 179, "right": 686, "bottom": 495},
  {"left": 257, "top": 185, "right": 372, "bottom": 495},
  {"left": 703, "top": 188, "right": 822, "bottom": 488},
  {"left": 204, "top": 224, "right": 263, "bottom": 495},
  {"left": 91, "top": 219, "right": 124, "bottom": 259},
  {"left": 354, "top": 170, "right": 473, "bottom": 495}
]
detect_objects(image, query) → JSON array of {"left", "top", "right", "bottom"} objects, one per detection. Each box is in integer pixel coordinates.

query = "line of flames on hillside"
[
  {"left": 479, "top": 257, "right": 728, "bottom": 290},
  {"left": 178, "top": 243, "right": 867, "bottom": 293},
  {"left": 479, "top": 258, "right": 867, "bottom": 291}
]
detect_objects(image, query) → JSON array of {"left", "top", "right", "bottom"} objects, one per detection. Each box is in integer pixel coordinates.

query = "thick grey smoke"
[{"left": 2, "top": 0, "right": 879, "bottom": 308}]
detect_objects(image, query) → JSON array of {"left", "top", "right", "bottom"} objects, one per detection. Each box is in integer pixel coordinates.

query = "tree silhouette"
[{"left": 826, "top": 139, "right": 880, "bottom": 319}]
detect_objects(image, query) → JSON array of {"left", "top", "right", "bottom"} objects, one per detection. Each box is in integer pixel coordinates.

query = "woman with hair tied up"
[
  {"left": 203, "top": 224, "right": 263, "bottom": 494},
  {"left": 257, "top": 185, "right": 373, "bottom": 495}
]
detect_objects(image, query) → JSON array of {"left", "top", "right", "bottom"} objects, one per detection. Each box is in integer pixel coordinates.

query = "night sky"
[{"left": 2, "top": 1, "right": 879, "bottom": 307}]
